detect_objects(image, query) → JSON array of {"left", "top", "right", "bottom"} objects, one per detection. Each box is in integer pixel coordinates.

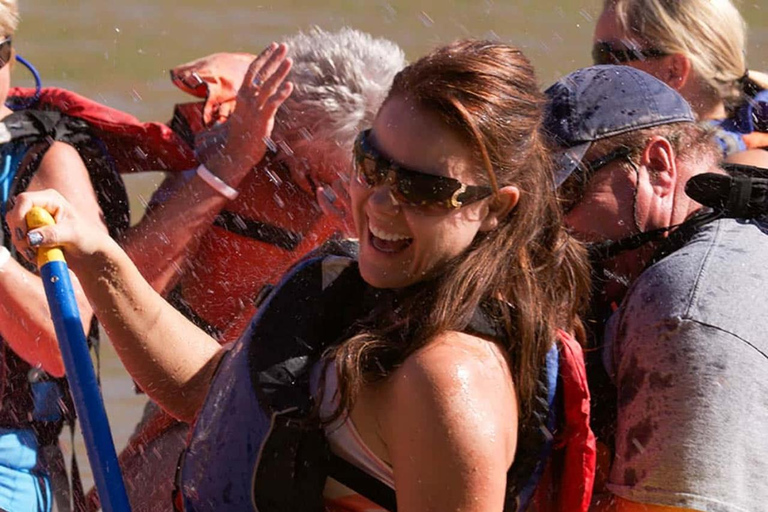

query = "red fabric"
[
  {"left": 556, "top": 329, "right": 596, "bottom": 512},
  {"left": 533, "top": 330, "right": 596, "bottom": 512},
  {"left": 170, "top": 52, "right": 256, "bottom": 127},
  {"left": 8, "top": 53, "right": 264, "bottom": 175},
  {"left": 9, "top": 86, "right": 197, "bottom": 174}
]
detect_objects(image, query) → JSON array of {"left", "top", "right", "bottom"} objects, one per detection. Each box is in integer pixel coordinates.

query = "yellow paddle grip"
[{"left": 25, "top": 206, "right": 65, "bottom": 267}]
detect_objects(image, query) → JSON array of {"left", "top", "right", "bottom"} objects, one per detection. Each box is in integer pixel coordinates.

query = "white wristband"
[
  {"left": 0, "top": 246, "right": 10, "bottom": 271},
  {"left": 195, "top": 164, "right": 239, "bottom": 201}
]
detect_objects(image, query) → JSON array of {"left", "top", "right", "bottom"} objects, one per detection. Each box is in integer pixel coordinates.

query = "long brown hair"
[{"left": 329, "top": 40, "right": 591, "bottom": 421}]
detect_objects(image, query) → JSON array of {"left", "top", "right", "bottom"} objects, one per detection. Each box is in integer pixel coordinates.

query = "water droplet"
[
  {"left": 263, "top": 136, "right": 278, "bottom": 154},
  {"left": 264, "top": 167, "right": 282, "bottom": 186},
  {"left": 278, "top": 140, "right": 294, "bottom": 157}
]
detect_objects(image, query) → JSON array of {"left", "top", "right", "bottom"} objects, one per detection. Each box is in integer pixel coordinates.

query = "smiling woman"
[
  {"left": 351, "top": 103, "right": 508, "bottom": 289},
  {"left": 6, "top": 0, "right": 768, "bottom": 506},
  {"left": 4, "top": 39, "right": 594, "bottom": 512},
  {"left": 329, "top": 43, "right": 596, "bottom": 511}
]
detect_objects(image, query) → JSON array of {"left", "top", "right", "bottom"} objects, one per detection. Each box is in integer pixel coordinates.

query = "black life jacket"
[
  {"left": 0, "top": 109, "right": 129, "bottom": 443},
  {"left": 174, "top": 239, "right": 560, "bottom": 512}
]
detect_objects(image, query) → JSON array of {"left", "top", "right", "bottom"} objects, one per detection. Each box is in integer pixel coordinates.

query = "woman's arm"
[
  {"left": 378, "top": 331, "right": 518, "bottom": 512},
  {"left": 0, "top": 141, "right": 106, "bottom": 377},
  {"left": 7, "top": 188, "right": 224, "bottom": 422},
  {"left": 121, "top": 43, "right": 293, "bottom": 295}
]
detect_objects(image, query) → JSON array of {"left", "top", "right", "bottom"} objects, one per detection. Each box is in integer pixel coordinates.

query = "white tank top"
[{"left": 313, "top": 362, "right": 394, "bottom": 512}]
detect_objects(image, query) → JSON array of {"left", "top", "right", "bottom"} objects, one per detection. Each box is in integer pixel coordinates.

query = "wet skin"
[{"left": 350, "top": 95, "right": 508, "bottom": 290}]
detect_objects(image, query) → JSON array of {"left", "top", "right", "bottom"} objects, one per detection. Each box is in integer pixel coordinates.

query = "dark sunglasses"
[
  {"left": 592, "top": 41, "right": 667, "bottom": 66},
  {"left": 0, "top": 37, "right": 12, "bottom": 69},
  {"left": 560, "top": 146, "right": 633, "bottom": 211},
  {"left": 353, "top": 129, "right": 493, "bottom": 211},
  {"left": 582, "top": 146, "right": 633, "bottom": 176}
]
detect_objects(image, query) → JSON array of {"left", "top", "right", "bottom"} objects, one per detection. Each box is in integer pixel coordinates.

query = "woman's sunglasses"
[
  {"left": 0, "top": 37, "right": 12, "bottom": 69},
  {"left": 353, "top": 129, "right": 493, "bottom": 212},
  {"left": 592, "top": 41, "right": 667, "bottom": 66}
]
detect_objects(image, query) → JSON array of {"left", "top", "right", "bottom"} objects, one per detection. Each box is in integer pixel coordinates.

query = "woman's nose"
[{"left": 368, "top": 181, "right": 400, "bottom": 214}]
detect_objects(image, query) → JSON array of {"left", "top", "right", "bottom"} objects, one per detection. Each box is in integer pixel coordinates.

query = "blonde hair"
[
  {"left": 607, "top": 0, "right": 768, "bottom": 108},
  {"left": 0, "top": 0, "right": 18, "bottom": 38}
]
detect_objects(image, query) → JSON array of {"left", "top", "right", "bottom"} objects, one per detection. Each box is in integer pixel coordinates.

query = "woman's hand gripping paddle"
[{"left": 26, "top": 207, "right": 131, "bottom": 512}]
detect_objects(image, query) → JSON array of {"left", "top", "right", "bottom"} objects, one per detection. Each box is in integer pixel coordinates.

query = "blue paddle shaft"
[{"left": 41, "top": 260, "right": 131, "bottom": 512}]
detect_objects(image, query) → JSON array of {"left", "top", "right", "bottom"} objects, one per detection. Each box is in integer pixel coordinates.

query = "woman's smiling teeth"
[
  {"left": 370, "top": 224, "right": 410, "bottom": 241},
  {"left": 369, "top": 223, "right": 413, "bottom": 252}
]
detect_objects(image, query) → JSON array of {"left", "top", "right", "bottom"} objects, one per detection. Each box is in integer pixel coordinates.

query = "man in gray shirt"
[{"left": 544, "top": 65, "right": 768, "bottom": 512}]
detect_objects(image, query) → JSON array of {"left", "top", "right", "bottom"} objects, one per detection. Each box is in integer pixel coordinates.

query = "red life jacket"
[
  {"left": 11, "top": 53, "right": 345, "bottom": 341},
  {"left": 8, "top": 52, "right": 263, "bottom": 178},
  {"left": 8, "top": 86, "right": 197, "bottom": 174},
  {"left": 532, "top": 330, "right": 597, "bottom": 512}
]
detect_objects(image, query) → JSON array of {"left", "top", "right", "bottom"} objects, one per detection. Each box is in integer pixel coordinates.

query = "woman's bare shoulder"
[
  {"left": 399, "top": 330, "right": 513, "bottom": 388},
  {"left": 382, "top": 330, "right": 517, "bottom": 447},
  {"left": 376, "top": 330, "right": 518, "bottom": 511}
]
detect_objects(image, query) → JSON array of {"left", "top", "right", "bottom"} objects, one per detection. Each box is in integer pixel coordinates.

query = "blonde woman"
[{"left": 592, "top": 0, "right": 768, "bottom": 168}]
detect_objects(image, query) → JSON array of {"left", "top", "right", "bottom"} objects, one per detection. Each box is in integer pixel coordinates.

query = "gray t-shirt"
[{"left": 603, "top": 218, "right": 768, "bottom": 512}]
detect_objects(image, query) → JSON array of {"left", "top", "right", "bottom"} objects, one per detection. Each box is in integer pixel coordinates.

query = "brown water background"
[{"left": 15, "top": 0, "right": 768, "bottom": 492}]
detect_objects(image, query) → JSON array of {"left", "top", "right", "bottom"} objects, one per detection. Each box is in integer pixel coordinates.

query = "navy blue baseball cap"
[{"left": 544, "top": 65, "right": 696, "bottom": 187}]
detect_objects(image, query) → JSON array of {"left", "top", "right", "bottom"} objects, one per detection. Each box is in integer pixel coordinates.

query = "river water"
[{"left": 16, "top": 0, "right": 768, "bottom": 492}]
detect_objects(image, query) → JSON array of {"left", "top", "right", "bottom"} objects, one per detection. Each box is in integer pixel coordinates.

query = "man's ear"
[
  {"left": 480, "top": 185, "right": 519, "bottom": 231},
  {"left": 640, "top": 136, "right": 676, "bottom": 197},
  {"left": 666, "top": 53, "right": 692, "bottom": 91}
]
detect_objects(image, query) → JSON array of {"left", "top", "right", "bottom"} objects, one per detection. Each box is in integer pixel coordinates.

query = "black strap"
[
  {"left": 727, "top": 175, "right": 754, "bottom": 217},
  {"left": 590, "top": 167, "right": 768, "bottom": 264},
  {"left": 328, "top": 453, "right": 397, "bottom": 512},
  {"left": 165, "top": 284, "right": 224, "bottom": 340},
  {"left": 646, "top": 210, "right": 722, "bottom": 267},
  {"left": 213, "top": 210, "right": 303, "bottom": 251}
]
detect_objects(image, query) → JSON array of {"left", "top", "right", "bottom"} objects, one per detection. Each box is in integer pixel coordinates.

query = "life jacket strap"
[
  {"left": 327, "top": 453, "right": 397, "bottom": 511},
  {"left": 213, "top": 210, "right": 303, "bottom": 251}
]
